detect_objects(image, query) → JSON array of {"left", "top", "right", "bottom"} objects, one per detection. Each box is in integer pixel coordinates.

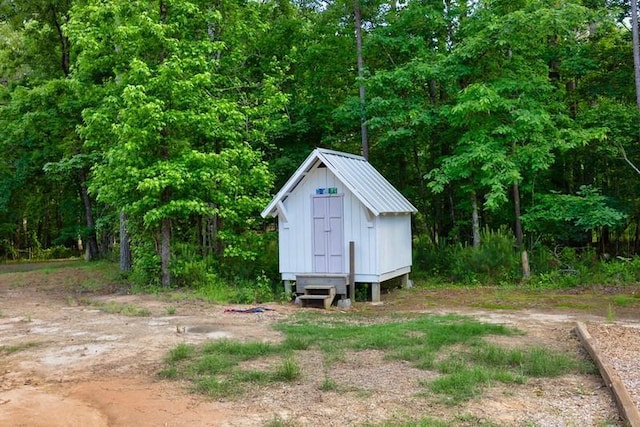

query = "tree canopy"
[{"left": 1, "top": 0, "right": 639, "bottom": 285}]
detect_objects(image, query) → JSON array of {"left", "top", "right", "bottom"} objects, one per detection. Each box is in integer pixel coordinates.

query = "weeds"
[
  {"left": 606, "top": 304, "right": 616, "bottom": 322},
  {"left": 319, "top": 375, "right": 339, "bottom": 391},
  {"left": 273, "top": 357, "right": 301, "bottom": 381}
]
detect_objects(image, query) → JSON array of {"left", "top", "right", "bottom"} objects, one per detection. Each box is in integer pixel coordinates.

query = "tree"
[
  {"left": 632, "top": 0, "right": 640, "bottom": 110},
  {"left": 428, "top": 0, "right": 604, "bottom": 277},
  {"left": 69, "top": 0, "right": 280, "bottom": 286}
]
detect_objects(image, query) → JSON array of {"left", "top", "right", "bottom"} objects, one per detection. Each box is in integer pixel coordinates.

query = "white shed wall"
[
  {"left": 278, "top": 163, "right": 379, "bottom": 280},
  {"left": 377, "top": 214, "right": 413, "bottom": 275}
]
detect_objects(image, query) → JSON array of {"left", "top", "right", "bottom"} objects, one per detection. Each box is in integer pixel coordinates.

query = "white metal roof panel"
[{"left": 261, "top": 148, "right": 417, "bottom": 218}]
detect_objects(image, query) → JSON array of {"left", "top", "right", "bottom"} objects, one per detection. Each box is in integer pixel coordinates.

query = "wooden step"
[
  {"left": 303, "top": 285, "right": 336, "bottom": 296},
  {"left": 295, "top": 274, "right": 348, "bottom": 294},
  {"left": 299, "top": 284, "right": 336, "bottom": 309},
  {"left": 298, "top": 294, "right": 335, "bottom": 309}
]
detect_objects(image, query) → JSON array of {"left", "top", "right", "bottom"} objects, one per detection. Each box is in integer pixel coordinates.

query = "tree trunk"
[
  {"left": 447, "top": 186, "right": 456, "bottom": 241},
  {"left": 354, "top": 0, "right": 368, "bottom": 160},
  {"left": 49, "top": 4, "right": 70, "bottom": 76},
  {"left": 78, "top": 169, "right": 99, "bottom": 260},
  {"left": 119, "top": 210, "right": 131, "bottom": 272},
  {"left": 632, "top": 0, "right": 640, "bottom": 111},
  {"left": 161, "top": 217, "right": 171, "bottom": 287},
  {"left": 471, "top": 192, "right": 481, "bottom": 248},
  {"left": 513, "top": 182, "right": 530, "bottom": 279}
]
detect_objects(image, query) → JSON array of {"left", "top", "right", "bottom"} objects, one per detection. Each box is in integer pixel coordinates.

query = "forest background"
[{"left": 2, "top": 0, "right": 640, "bottom": 301}]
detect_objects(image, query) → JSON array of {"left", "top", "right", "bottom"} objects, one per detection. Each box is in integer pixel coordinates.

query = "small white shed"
[{"left": 261, "top": 148, "right": 417, "bottom": 302}]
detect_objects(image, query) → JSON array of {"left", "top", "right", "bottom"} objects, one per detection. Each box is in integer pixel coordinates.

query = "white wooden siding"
[
  {"left": 377, "top": 214, "right": 412, "bottom": 275},
  {"left": 276, "top": 160, "right": 411, "bottom": 283}
]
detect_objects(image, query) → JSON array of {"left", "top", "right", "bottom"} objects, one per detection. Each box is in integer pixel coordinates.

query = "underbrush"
[
  {"left": 129, "top": 238, "right": 283, "bottom": 304},
  {"left": 414, "top": 231, "right": 640, "bottom": 289}
]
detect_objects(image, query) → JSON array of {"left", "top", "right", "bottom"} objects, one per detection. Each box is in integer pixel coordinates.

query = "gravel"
[{"left": 587, "top": 322, "right": 640, "bottom": 411}]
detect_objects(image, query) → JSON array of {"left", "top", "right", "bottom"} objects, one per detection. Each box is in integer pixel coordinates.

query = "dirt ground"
[{"left": 1, "top": 263, "right": 639, "bottom": 426}]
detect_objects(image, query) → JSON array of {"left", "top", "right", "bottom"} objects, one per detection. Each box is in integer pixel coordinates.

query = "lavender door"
[{"left": 312, "top": 195, "right": 344, "bottom": 273}]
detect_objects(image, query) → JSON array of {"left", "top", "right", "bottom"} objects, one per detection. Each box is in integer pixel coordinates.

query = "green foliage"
[
  {"left": 413, "top": 235, "right": 453, "bottom": 277},
  {"left": 128, "top": 241, "right": 161, "bottom": 289},
  {"left": 451, "top": 227, "right": 519, "bottom": 284},
  {"left": 66, "top": 0, "right": 282, "bottom": 286},
  {"left": 521, "top": 186, "right": 627, "bottom": 245},
  {"left": 218, "top": 230, "right": 279, "bottom": 283},
  {"left": 414, "top": 227, "right": 519, "bottom": 285},
  {"left": 3, "top": 0, "right": 640, "bottom": 280},
  {"left": 165, "top": 343, "right": 195, "bottom": 364},
  {"left": 527, "top": 248, "right": 640, "bottom": 289}
]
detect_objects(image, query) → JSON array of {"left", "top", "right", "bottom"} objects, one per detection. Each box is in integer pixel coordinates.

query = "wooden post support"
[
  {"left": 283, "top": 280, "right": 292, "bottom": 295},
  {"left": 349, "top": 241, "right": 355, "bottom": 301}
]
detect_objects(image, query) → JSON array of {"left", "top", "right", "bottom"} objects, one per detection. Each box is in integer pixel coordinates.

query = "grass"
[
  {"left": 363, "top": 417, "right": 452, "bottom": 427},
  {"left": 424, "top": 343, "right": 587, "bottom": 404},
  {"left": 159, "top": 339, "right": 297, "bottom": 398},
  {"left": 0, "top": 341, "right": 43, "bottom": 355},
  {"left": 160, "top": 312, "right": 586, "bottom": 407},
  {"left": 612, "top": 294, "right": 634, "bottom": 307},
  {"left": 319, "top": 375, "right": 339, "bottom": 391},
  {"left": 89, "top": 300, "right": 152, "bottom": 316}
]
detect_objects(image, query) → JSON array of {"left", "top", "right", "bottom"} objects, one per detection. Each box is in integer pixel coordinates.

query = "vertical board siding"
[
  {"left": 378, "top": 214, "right": 412, "bottom": 274},
  {"left": 277, "top": 160, "right": 410, "bottom": 283}
]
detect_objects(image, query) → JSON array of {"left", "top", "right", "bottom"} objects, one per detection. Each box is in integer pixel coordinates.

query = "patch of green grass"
[
  {"left": 612, "top": 294, "right": 634, "bottom": 307},
  {"left": 0, "top": 341, "right": 42, "bottom": 355},
  {"left": 362, "top": 417, "right": 451, "bottom": 427},
  {"left": 78, "top": 278, "right": 104, "bottom": 293},
  {"left": 166, "top": 343, "right": 195, "bottom": 363},
  {"left": 453, "top": 414, "right": 501, "bottom": 426},
  {"left": 277, "top": 313, "right": 516, "bottom": 360},
  {"left": 160, "top": 339, "right": 287, "bottom": 398},
  {"left": 85, "top": 300, "right": 151, "bottom": 317},
  {"left": 264, "top": 415, "right": 298, "bottom": 427},
  {"left": 475, "top": 301, "right": 520, "bottom": 310},
  {"left": 162, "top": 313, "right": 585, "bottom": 405},
  {"left": 429, "top": 366, "right": 493, "bottom": 404},
  {"left": 165, "top": 306, "right": 176, "bottom": 315},
  {"left": 319, "top": 375, "right": 339, "bottom": 391},
  {"left": 273, "top": 357, "right": 301, "bottom": 381},
  {"left": 423, "top": 343, "right": 580, "bottom": 404}
]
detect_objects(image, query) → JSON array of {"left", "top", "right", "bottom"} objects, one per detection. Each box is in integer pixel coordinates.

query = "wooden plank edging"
[{"left": 574, "top": 321, "right": 640, "bottom": 427}]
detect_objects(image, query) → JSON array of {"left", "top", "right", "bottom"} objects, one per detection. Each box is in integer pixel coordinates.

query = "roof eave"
[{"left": 260, "top": 149, "right": 322, "bottom": 218}]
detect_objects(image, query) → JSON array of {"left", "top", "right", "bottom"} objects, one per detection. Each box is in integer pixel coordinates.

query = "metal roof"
[{"left": 261, "top": 148, "right": 417, "bottom": 218}]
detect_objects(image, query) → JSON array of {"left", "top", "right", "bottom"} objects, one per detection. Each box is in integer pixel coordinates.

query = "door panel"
[{"left": 312, "top": 195, "right": 344, "bottom": 273}]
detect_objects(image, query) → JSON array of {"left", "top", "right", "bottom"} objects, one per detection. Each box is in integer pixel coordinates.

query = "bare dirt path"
[{"left": 0, "top": 264, "right": 638, "bottom": 426}]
